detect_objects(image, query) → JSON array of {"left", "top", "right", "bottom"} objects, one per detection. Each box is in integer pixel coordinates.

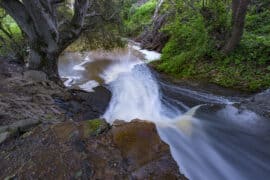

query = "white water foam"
[
  {"left": 73, "top": 56, "right": 92, "bottom": 71},
  {"left": 130, "top": 43, "right": 161, "bottom": 63},
  {"left": 79, "top": 80, "right": 99, "bottom": 92},
  {"left": 101, "top": 56, "right": 169, "bottom": 123},
  {"left": 60, "top": 54, "right": 92, "bottom": 88},
  {"left": 62, "top": 75, "right": 81, "bottom": 87}
]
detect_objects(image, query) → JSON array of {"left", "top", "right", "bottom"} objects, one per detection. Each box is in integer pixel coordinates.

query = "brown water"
[{"left": 58, "top": 46, "right": 146, "bottom": 90}]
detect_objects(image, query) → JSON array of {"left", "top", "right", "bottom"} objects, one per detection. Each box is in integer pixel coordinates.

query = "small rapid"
[
  {"left": 102, "top": 64, "right": 168, "bottom": 122},
  {"left": 59, "top": 43, "right": 270, "bottom": 180}
]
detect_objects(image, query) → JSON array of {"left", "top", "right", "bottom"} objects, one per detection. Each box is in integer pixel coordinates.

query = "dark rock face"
[
  {"left": 0, "top": 119, "right": 187, "bottom": 179},
  {"left": 241, "top": 90, "right": 270, "bottom": 119},
  {"left": 54, "top": 86, "right": 112, "bottom": 121}
]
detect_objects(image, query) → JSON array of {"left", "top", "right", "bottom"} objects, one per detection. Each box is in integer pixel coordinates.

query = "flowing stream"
[{"left": 59, "top": 43, "right": 270, "bottom": 180}]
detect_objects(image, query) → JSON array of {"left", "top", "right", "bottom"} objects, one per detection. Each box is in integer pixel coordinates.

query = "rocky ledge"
[{"left": 0, "top": 119, "right": 186, "bottom": 179}]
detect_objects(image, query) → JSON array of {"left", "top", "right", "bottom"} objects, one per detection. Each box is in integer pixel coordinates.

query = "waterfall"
[
  {"left": 101, "top": 57, "right": 173, "bottom": 123},
  {"left": 99, "top": 46, "right": 270, "bottom": 180},
  {"left": 59, "top": 43, "right": 270, "bottom": 180}
]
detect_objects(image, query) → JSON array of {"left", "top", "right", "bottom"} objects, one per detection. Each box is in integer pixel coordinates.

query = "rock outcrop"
[
  {"left": 0, "top": 119, "right": 187, "bottom": 179},
  {"left": 111, "top": 120, "right": 186, "bottom": 179},
  {"left": 241, "top": 89, "right": 270, "bottom": 119},
  {"left": 54, "top": 86, "right": 112, "bottom": 121}
]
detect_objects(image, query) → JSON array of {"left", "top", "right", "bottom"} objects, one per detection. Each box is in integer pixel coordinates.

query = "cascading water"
[
  {"left": 59, "top": 43, "right": 270, "bottom": 180},
  {"left": 102, "top": 64, "right": 166, "bottom": 122},
  {"left": 100, "top": 45, "right": 176, "bottom": 122}
]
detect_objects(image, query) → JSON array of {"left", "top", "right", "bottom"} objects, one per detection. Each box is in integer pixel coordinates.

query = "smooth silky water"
[{"left": 59, "top": 44, "right": 270, "bottom": 180}]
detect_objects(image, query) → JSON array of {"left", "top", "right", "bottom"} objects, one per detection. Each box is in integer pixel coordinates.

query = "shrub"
[{"left": 124, "top": 0, "right": 157, "bottom": 36}]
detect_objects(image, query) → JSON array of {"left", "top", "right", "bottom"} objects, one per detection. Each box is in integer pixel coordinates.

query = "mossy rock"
[
  {"left": 83, "top": 119, "right": 109, "bottom": 137},
  {"left": 111, "top": 120, "right": 169, "bottom": 169}
]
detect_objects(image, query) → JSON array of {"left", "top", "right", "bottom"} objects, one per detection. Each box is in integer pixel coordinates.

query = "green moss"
[{"left": 83, "top": 119, "right": 109, "bottom": 137}]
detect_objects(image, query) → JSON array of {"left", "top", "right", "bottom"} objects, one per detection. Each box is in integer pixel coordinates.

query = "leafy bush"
[
  {"left": 245, "top": 10, "right": 270, "bottom": 35},
  {"left": 158, "top": 13, "right": 210, "bottom": 75},
  {"left": 124, "top": 0, "right": 157, "bottom": 36},
  {"left": 152, "top": 1, "right": 270, "bottom": 91}
]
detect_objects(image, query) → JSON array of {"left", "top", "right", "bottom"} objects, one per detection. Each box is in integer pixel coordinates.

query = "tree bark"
[
  {"left": 0, "top": 0, "right": 89, "bottom": 82},
  {"left": 222, "top": 0, "right": 250, "bottom": 55}
]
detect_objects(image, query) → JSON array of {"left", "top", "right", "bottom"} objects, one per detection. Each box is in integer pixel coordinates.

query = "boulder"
[
  {"left": 111, "top": 120, "right": 187, "bottom": 179},
  {"left": 0, "top": 119, "right": 187, "bottom": 179},
  {"left": 54, "top": 86, "right": 112, "bottom": 121},
  {"left": 241, "top": 89, "right": 270, "bottom": 119},
  {"left": 82, "top": 118, "right": 110, "bottom": 137}
]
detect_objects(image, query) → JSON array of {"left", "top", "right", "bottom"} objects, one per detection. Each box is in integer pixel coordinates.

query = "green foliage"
[
  {"left": 0, "top": 9, "right": 26, "bottom": 58},
  {"left": 158, "top": 13, "right": 210, "bottom": 75},
  {"left": 67, "top": 0, "right": 126, "bottom": 51},
  {"left": 124, "top": 0, "right": 157, "bottom": 36},
  {"left": 246, "top": 10, "right": 270, "bottom": 35},
  {"left": 229, "top": 33, "right": 270, "bottom": 65},
  {"left": 150, "top": 0, "right": 270, "bottom": 91}
]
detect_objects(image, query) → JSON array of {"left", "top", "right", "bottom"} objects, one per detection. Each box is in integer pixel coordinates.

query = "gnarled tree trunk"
[
  {"left": 222, "top": 0, "right": 250, "bottom": 55},
  {"left": 0, "top": 0, "right": 89, "bottom": 81}
]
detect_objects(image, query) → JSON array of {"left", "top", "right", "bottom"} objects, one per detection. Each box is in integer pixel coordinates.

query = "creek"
[{"left": 59, "top": 42, "right": 270, "bottom": 180}]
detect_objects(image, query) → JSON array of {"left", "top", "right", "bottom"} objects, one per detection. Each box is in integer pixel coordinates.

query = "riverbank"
[
  {"left": 150, "top": 64, "right": 270, "bottom": 119},
  {"left": 150, "top": 58, "right": 270, "bottom": 93}
]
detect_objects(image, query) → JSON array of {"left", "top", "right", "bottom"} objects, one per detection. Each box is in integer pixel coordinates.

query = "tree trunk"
[
  {"left": 0, "top": 0, "right": 89, "bottom": 83},
  {"left": 28, "top": 47, "right": 60, "bottom": 82},
  {"left": 222, "top": 0, "right": 250, "bottom": 55}
]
